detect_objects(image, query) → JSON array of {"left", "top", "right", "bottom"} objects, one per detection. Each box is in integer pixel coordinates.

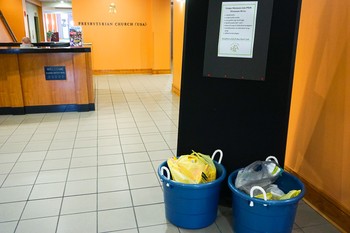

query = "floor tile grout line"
[
  {"left": 96, "top": 77, "right": 104, "bottom": 233},
  {"left": 112, "top": 74, "right": 175, "bottom": 231},
  {"left": 126, "top": 75, "right": 179, "bottom": 231},
  {"left": 54, "top": 112, "right": 80, "bottom": 233},
  {"left": 94, "top": 76, "right": 139, "bottom": 232},
  {"left": 108, "top": 76, "right": 142, "bottom": 233}
]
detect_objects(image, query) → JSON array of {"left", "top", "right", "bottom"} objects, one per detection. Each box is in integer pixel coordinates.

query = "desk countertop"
[{"left": 0, "top": 46, "right": 91, "bottom": 54}]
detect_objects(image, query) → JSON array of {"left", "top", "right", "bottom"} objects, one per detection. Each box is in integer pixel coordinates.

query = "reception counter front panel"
[{"left": 0, "top": 47, "right": 94, "bottom": 114}]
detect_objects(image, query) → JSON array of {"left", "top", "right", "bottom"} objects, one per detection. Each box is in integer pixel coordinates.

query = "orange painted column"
[
  {"left": 172, "top": 0, "right": 186, "bottom": 95},
  {"left": 151, "top": 0, "right": 171, "bottom": 73}
]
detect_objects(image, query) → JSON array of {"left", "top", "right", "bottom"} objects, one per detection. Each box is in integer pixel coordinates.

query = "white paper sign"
[{"left": 218, "top": 1, "right": 258, "bottom": 58}]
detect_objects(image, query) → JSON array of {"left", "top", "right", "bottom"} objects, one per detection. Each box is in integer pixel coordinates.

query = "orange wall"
[
  {"left": 72, "top": 0, "right": 171, "bottom": 72},
  {"left": 0, "top": 0, "right": 26, "bottom": 41},
  {"left": 285, "top": 0, "right": 350, "bottom": 213},
  {"left": 172, "top": 0, "right": 185, "bottom": 95}
]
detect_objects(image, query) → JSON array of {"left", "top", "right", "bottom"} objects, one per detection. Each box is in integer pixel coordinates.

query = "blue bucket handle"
[
  {"left": 249, "top": 186, "right": 268, "bottom": 207},
  {"left": 160, "top": 166, "right": 171, "bottom": 187},
  {"left": 265, "top": 155, "right": 279, "bottom": 165},
  {"left": 211, "top": 149, "right": 223, "bottom": 164}
]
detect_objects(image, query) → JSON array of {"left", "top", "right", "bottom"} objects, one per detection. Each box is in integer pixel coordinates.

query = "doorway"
[
  {"left": 26, "top": 15, "right": 31, "bottom": 41},
  {"left": 34, "top": 16, "right": 40, "bottom": 42}
]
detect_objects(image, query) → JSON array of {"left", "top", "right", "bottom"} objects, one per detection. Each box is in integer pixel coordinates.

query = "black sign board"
[
  {"left": 44, "top": 66, "right": 67, "bottom": 80},
  {"left": 203, "top": 0, "right": 274, "bottom": 81},
  {"left": 177, "top": 0, "right": 302, "bottom": 204}
]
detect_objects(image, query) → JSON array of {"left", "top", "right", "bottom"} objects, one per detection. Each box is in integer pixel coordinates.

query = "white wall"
[{"left": 25, "top": 2, "right": 39, "bottom": 42}]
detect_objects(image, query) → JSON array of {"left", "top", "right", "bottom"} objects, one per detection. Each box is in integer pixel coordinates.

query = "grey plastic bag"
[{"left": 235, "top": 156, "right": 283, "bottom": 194}]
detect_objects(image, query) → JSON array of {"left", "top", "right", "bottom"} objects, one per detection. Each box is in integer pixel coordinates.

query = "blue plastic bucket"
[
  {"left": 158, "top": 160, "right": 226, "bottom": 229},
  {"left": 228, "top": 169, "right": 305, "bottom": 233}
]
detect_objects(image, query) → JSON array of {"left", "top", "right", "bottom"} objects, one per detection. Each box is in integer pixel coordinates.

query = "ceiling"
[{"left": 38, "top": 0, "right": 71, "bottom": 2}]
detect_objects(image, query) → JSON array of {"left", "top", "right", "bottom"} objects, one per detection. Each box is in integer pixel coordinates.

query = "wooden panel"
[
  {"left": 85, "top": 52, "right": 95, "bottom": 104},
  {"left": 286, "top": 167, "right": 349, "bottom": 232},
  {"left": 0, "top": 54, "right": 13, "bottom": 107},
  {"left": 72, "top": 53, "right": 89, "bottom": 105},
  {"left": 1, "top": 50, "right": 93, "bottom": 113},
  {"left": 0, "top": 54, "right": 23, "bottom": 107},
  {"left": 19, "top": 53, "right": 77, "bottom": 106}
]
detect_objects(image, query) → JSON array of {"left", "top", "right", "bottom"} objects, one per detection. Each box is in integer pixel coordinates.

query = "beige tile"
[
  {"left": 0, "top": 185, "right": 32, "bottom": 203},
  {"left": 98, "top": 208, "right": 136, "bottom": 232},
  {"left": 29, "top": 182, "right": 65, "bottom": 200},
  {"left": 16, "top": 216, "right": 58, "bottom": 233},
  {"left": 21, "top": 198, "right": 62, "bottom": 219},
  {"left": 98, "top": 164, "right": 126, "bottom": 178},
  {"left": 131, "top": 187, "right": 164, "bottom": 206},
  {"left": 64, "top": 179, "right": 97, "bottom": 196},
  {"left": 61, "top": 194, "right": 97, "bottom": 214},
  {"left": 0, "top": 202, "right": 26, "bottom": 222},
  {"left": 98, "top": 190, "right": 132, "bottom": 210},
  {"left": 128, "top": 173, "right": 160, "bottom": 189},
  {"left": 98, "top": 176, "right": 129, "bottom": 192},
  {"left": 134, "top": 203, "right": 167, "bottom": 227},
  {"left": 126, "top": 162, "right": 154, "bottom": 175},
  {"left": 36, "top": 169, "right": 68, "bottom": 184},
  {"left": 3, "top": 172, "right": 37, "bottom": 186},
  {"left": 57, "top": 212, "right": 96, "bottom": 233},
  {"left": 0, "top": 221, "right": 17, "bottom": 233}
]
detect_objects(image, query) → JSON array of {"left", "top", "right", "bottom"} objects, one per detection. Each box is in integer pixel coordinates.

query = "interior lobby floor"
[{"left": 0, "top": 74, "right": 341, "bottom": 233}]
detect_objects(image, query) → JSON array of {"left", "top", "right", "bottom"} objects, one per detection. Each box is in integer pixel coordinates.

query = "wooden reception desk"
[{"left": 0, "top": 47, "right": 94, "bottom": 115}]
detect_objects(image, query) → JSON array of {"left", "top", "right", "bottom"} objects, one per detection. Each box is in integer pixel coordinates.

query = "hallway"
[{"left": 0, "top": 74, "right": 340, "bottom": 232}]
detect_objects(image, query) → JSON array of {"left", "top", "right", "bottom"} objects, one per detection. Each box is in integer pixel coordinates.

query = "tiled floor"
[{"left": 0, "top": 74, "right": 341, "bottom": 233}]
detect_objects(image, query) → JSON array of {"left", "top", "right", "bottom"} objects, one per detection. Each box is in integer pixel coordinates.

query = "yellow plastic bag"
[
  {"left": 279, "top": 190, "right": 301, "bottom": 200},
  {"left": 254, "top": 190, "right": 301, "bottom": 200},
  {"left": 167, "top": 151, "right": 216, "bottom": 184}
]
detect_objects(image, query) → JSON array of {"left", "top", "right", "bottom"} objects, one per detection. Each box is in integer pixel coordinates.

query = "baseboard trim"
[
  {"left": 285, "top": 166, "right": 349, "bottom": 232},
  {"left": 172, "top": 84, "right": 180, "bottom": 96},
  {"left": 0, "top": 104, "right": 95, "bottom": 115},
  {"left": 0, "top": 107, "right": 24, "bottom": 115},
  {"left": 93, "top": 69, "right": 171, "bottom": 75},
  {"left": 152, "top": 69, "right": 171, "bottom": 74}
]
